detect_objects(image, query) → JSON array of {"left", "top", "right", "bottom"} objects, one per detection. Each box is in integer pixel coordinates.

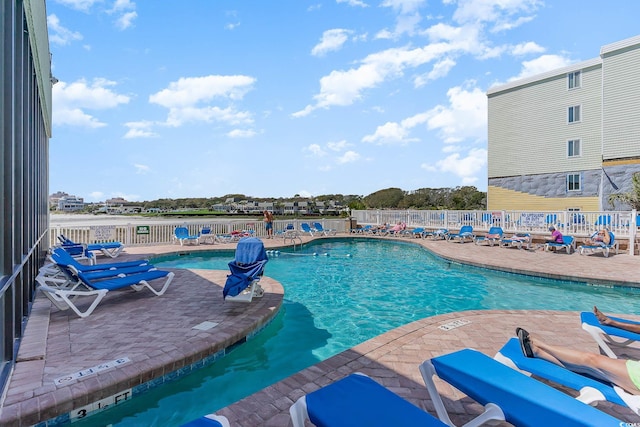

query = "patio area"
[{"left": 1, "top": 234, "right": 639, "bottom": 426}]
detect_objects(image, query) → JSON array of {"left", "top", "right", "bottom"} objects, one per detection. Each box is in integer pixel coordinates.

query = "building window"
[
  {"left": 568, "top": 71, "right": 581, "bottom": 89},
  {"left": 567, "top": 139, "right": 581, "bottom": 157},
  {"left": 567, "top": 173, "right": 581, "bottom": 192},
  {"left": 568, "top": 105, "right": 581, "bottom": 123}
]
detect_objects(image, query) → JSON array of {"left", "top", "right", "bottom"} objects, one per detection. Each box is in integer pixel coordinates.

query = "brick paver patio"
[{"left": 1, "top": 234, "right": 639, "bottom": 426}]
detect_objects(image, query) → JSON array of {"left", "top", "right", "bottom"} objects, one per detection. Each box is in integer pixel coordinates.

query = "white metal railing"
[
  {"left": 48, "top": 218, "right": 350, "bottom": 248},
  {"left": 351, "top": 209, "right": 639, "bottom": 256},
  {"left": 49, "top": 210, "right": 640, "bottom": 256}
]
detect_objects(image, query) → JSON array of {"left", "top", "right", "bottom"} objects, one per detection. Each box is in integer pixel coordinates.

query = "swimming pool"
[{"left": 74, "top": 238, "right": 640, "bottom": 426}]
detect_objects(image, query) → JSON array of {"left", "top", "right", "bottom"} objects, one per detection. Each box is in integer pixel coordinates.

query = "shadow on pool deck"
[{"left": 1, "top": 235, "right": 640, "bottom": 426}]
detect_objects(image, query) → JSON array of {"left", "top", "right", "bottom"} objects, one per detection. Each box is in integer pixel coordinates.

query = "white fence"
[
  {"left": 49, "top": 209, "right": 640, "bottom": 256},
  {"left": 351, "top": 209, "right": 639, "bottom": 255},
  {"left": 48, "top": 218, "right": 350, "bottom": 248}
]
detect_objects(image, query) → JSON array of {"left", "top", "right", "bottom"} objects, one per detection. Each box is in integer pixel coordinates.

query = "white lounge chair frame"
[{"left": 38, "top": 271, "right": 175, "bottom": 318}]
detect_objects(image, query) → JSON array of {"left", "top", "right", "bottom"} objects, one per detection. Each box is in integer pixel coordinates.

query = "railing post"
[{"left": 630, "top": 209, "right": 637, "bottom": 257}]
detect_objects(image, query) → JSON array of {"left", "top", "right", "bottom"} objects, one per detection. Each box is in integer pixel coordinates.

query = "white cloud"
[
  {"left": 150, "top": 75, "right": 255, "bottom": 108},
  {"left": 53, "top": 78, "right": 130, "bottom": 127},
  {"left": 311, "top": 29, "right": 353, "bottom": 56},
  {"left": 293, "top": 42, "right": 454, "bottom": 116},
  {"left": 425, "top": 85, "right": 487, "bottom": 144},
  {"left": 336, "top": 0, "right": 368, "bottom": 7},
  {"left": 381, "top": 0, "right": 426, "bottom": 14},
  {"left": 337, "top": 150, "right": 360, "bottom": 164},
  {"left": 511, "top": 41, "right": 545, "bottom": 56},
  {"left": 362, "top": 112, "right": 426, "bottom": 145},
  {"left": 421, "top": 147, "right": 487, "bottom": 184},
  {"left": 109, "top": 0, "right": 137, "bottom": 29},
  {"left": 306, "top": 144, "right": 326, "bottom": 157},
  {"left": 451, "top": 0, "right": 541, "bottom": 29},
  {"left": 53, "top": 0, "right": 100, "bottom": 12},
  {"left": 124, "top": 121, "right": 157, "bottom": 138},
  {"left": 55, "top": 0, "right": 137, "bottom": 29},
  {"left": 112, "top": 0, "right": 135, "bottom": 11},
  {"left": 47, "top": 14, "right": 83, "bottom": 46},
  {"left": 134, "top": 163, "right": 150, "bottom": 174},
  {"left": 55, "top": 108, "right": 107, "bottom": 128},
  {"left": 511, "top": 54, "right": 574, "bottom": 80},
  {"left": 414, "top": 57, "right": 456, "bottom": 87},
  {"left": 149, "top": 75, "right": 256, "bottom": 127},
  {"left": 327, "top": 140, "right": 349, "bottom": 151},
  {"left": 115, "top": 11, "right": 137, "bottom": 30},
  {"left": 227, "top": 129, "right": 256, "bottom": 138},
  {"left": 164, "top": 106, "right": 252, "bottom": 127}
]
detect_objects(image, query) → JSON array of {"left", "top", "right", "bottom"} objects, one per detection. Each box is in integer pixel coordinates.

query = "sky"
[{"left": 47, "top": 0, "right": 640, "bottom": 202}]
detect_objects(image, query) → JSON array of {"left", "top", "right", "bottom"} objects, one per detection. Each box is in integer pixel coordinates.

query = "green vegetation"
[
  {"left": 68, "top": 186, "right": 487, "bottom": 215},
  {"left": 608, "top": 172, "right": 640, "bottom": 210},
  {"left": 364, "top": 186, "right": 486, "bottom": 210}
]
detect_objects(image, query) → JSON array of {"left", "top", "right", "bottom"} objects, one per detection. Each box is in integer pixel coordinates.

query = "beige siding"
[
  {"left": 487, "top": 186, "right": 600, "bottom": 211},
  {"left": 602, "top": 44, "right": 640, "bottom": 160},
  {"left": 488, "top": 65, "right": 602, "bottom": 179}
]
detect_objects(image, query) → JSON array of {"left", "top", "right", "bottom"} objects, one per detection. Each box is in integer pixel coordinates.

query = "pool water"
[{"left": 75, "top": 238, "right": 640, "bottom": 426}]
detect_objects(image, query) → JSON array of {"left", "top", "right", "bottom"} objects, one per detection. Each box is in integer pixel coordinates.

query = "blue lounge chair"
[
  {"left": 500, "top": 232, "right": 531, "bottom": 249},
  {"left": 181, "top": 414, "right": 230, "bottom": 427},
  {"left": 223, "top": 237, "right": 268, "bottom": 303},
  {"left": 581, "top": 311, "right": 640, "bottom": 359},
  {"left": 38, "top": 268, "right": 175, "bottom": 318},
  {"left": 579, "top": 231, "right": 619, "bottom": 257},
  {"left": 300, "top": 223, "right": 316, "bottom": 236},
  {"left": 544, "top": 235, "right": 575, "bottom": 254},
  {"left": 37, "top": 248, "right": 151, "bottom": 289},
  {"left": 410, "top": 227, "right": 426, "bottom": 238},
  {"left": 313, "top": 222, "right": 336, "bottom": 236},
  {"left": 431, "top": 228, "right": 449, "bottom": 240},
  {"left": 447, "top": 225, "right": 475, "bottom": 243},
  {"left": 420, "top": 348, "right": 621, "bottom": 427},
  {"left": 59, "top": 234, "right": 125, "bottom": 258},
  {"left": 57, "top": 242, "right": 96, "bottom": 264},
  {"left": 41, "top": 247, "right": 154, "bottom": 287},
  {"left": 50, "top": 247, "right": 150, "bottom": 272},
  {"left": 174, "top": 226, "right": 200, "bottom": 246},
  {"left": 289, "top": 373, "right": 449, "bottom": 427},
  {"left": 474, "top": 226, "right": 503, "bottom": 246},
  {"left": 495, "top": 337, "right": 640, "bottom": 415},
  {"left": 199, "top": 227, "right": 215, "bottom": 244}
]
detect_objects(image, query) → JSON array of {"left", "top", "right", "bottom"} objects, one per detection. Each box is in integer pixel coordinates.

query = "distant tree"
[
  {"left": 450, "top": 186, "right": 486, "bottom": 210},
  {"left": 364, "top": 188, "right": 405, "bottom": 208},
  {"left": 348, "top": 200, "right": 366, "bottom": 210},
  {"left": 608, "top": 172, "right": 640, "bottom": 210}
]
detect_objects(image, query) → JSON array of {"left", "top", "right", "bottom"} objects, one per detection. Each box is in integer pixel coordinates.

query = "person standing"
[{"left": 263, "top": 210, "right": 274, "bottom": 239}]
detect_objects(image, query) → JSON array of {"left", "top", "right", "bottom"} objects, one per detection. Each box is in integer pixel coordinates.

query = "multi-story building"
[
  {"left": 57, "top": 195, "right": 85, "bottom": 211},
  {"left": 487, "top": 34, "right": 640, "bottom": 211},
  {"left": 0, "top": 0, "right": 53, "bottom": 395}
]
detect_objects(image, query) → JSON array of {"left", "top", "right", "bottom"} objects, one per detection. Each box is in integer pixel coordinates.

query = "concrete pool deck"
[{"left": 1, "top": 235, "right": 640, "bottom": 426}]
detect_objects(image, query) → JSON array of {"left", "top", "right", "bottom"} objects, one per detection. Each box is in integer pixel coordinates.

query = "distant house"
[
  {"left": 57, "top": 195, "right": 84, "bottom": 212},
  {"left": 487, "top": 34, "right": 640, "bottom": 211}
]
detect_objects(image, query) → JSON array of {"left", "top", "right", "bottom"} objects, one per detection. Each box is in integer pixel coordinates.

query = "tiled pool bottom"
[{"left": 0, "top": 269, "right": 283, "bottom": 427}]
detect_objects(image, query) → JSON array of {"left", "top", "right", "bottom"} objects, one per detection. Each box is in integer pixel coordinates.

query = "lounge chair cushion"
[
  {"left": 424, "top": 348, "right": 621, "bottom": 427},
  {"left": 303, "top": 373, "right": 446, "bottom": 427}
]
